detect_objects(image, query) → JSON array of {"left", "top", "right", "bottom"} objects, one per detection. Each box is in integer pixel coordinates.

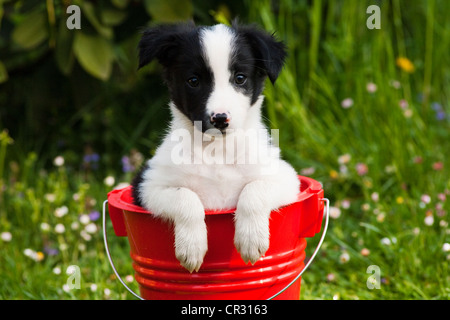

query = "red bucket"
[{"left": 103, "top": 176, "right": 328, "bottom": 300}]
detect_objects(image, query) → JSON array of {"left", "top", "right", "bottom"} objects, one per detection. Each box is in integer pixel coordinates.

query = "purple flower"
[
  {"left": 88, "top": 210, "right": 100, "bottom": 221},
  {"left": 83, "top": 153, "right": 100, "bottom": 163},
  {"left": 43, "top": 246, "right": 59, "bottom": 256},
  {"left": 431, "top": 102, "right": 446, "bottom": 121},
  {"left": 83, "top": 153, "right": 100, "bottom": 170},
  {"left": 121, "top": 156, "right": 134, "bottom": 173},
  {"left": 436, "top": 111, "right": 446, "bottom": 121},
  {"left": 91, "top": 153, "right": 100, "bottom": 162},
  {"left": 431, "top": 102, "right": 442, "bottom": 111}
]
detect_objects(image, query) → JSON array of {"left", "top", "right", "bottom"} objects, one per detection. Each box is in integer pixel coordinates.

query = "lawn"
[{"left": 0, "top": 0, "right": 448, "bottom": 300}]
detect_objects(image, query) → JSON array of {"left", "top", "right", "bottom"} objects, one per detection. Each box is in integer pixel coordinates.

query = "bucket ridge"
[
  {"left": 131, "top": 239, "right": 306, "bottom": 294},
  {"left": 133, "top": 264, "right": 304, "bottom": 295},
  {"left": 130, "top": 241, "right": 305, "bottom": 271}
]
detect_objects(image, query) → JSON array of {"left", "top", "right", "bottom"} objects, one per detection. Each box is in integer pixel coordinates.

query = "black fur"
[
  {"left": 138, "top": 21, "right": 197, "bottom": 69},
  {"left": 232, "top": 22, "right": 287, "bottom": 85},
  {"left": 131, "top": 162, "right": 149, "bottom": 207},
  {"left": 138, "top": 22, "right": 214, "bottom": 132}
]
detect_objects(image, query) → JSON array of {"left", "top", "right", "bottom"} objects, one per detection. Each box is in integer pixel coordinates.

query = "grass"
[
  {"left": 1, "top": 0, "right": 449, "bottom": 300},
  {"left": 251, "top": 0, "right": 449, "bottom": 299}
]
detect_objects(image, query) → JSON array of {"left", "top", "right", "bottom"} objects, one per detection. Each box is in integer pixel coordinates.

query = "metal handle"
[
  {"left": 103, "top": 198, "right": 330, "bottom": 301},
  {"left": 102, "top": 200, "right": 144, "bottom": 300},
  {"left": 266, "top": 197, "right": 330, "bottom": 300}
]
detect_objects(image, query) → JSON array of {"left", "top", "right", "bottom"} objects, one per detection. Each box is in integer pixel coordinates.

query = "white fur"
[
  {"left": 137, "top": 25, "right": 299, "bottom": 272},
  {"left": 201, "top": 25, "right": 251, "bottom": 130}
]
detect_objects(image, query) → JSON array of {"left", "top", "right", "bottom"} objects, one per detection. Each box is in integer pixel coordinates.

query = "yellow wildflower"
[
  {"left": 329, "top": 170, "right": 339, "bottom": 179},
  {"left": 396, "top": 57, "right": 415, "bottom": 73},
  {"left": 36, "top": 252, "right": 45, "bottom": 262}
]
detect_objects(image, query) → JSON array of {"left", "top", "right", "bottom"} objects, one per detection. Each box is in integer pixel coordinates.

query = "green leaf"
[
  {"left": 111, "top": 0, "right": 130, "bottom": 9},
  {"left": 144, "top": 0, "right": 193, "bottom": 22},
  {"left": 55, "top": 21, "right": 75, "bottom": 75},
  {"left": 0, "top": 2, "right": 4, "bottom": 32},
  {"left": 0, "top": 61, "right": 8, "bottom": 83},
  {"left": 81, "top": 2, "right": 113, "bottom": 39},
  {"left": 209, "top": 5, "right": 232, "bottom": 26},
  {"left": 209, "top": 9, "right": 231, "bottom": 26},
  {"left": 73, "top": 32, "right": 114, "bottom": 81},
  {"left": 101, "top": 9, "right": 128, "bottom": 27},
  {"left": 11, "top": 8, "right": 48, "bottom": 49}
]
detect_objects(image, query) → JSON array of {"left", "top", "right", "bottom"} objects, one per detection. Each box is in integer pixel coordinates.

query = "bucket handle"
[
  {"left": 103, "top": 200, "right": 144, "bottom": 300},
  {"left": 102, "top": 198, "right": 330, "bottom": 300},
  {"left": 266, "top": 198, "right": 330, "bottom": 300}
]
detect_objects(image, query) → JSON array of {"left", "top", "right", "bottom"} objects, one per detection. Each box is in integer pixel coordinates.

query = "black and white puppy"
[{"left": 132, "top": 22, "right": 299, "bottom": 272}]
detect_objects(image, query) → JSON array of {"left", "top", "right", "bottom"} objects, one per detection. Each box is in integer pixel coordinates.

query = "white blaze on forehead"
[{"left": 200, "top": 24, "right": 235, "bottom": 88}]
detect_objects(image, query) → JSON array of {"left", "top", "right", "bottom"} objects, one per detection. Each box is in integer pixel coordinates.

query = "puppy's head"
[{"left": 138, "top": 22, "right": 286, "bottom": 133}]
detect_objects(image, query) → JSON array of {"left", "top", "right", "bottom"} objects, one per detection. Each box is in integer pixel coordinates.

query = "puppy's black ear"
[
  {"left": 138, "top": 22, "right": 195, "bottom": 69},
  {"left": 234, "top": 23, "right": 287, "bottom": 84}
]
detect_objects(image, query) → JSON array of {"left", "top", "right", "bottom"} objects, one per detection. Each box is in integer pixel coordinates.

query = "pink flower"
[
  {"left": 413, "top": 156, "right": 423, "bottom": 164},
  {"left": 341, "top": 98, "right": 354, "bottom": 109},
  {"left": 300, "top": 167, "right": 316, "bottom": 176},
  {"left": 366, "top": 82, "right": 377, "bottom": 93},
  {"left": 399, "top": 99, "right": 409, "bottom": 109},
  {"left": 371, "top": 192, "right": 379, "bottom": 202},
  {"left": 432, "top": 162, "right": 443, "bottom": 171},
  {"left": 327, "top": 273, "right": 336, "bottom": 282},
  {"left": 420, "top": 194, "right": 431, "bottom": 204},
  {"left": 341, "top": 199, "right": 351, "bottom": 209},
  {"left": 356, "top": 163, "right": 368, "bottom": 176}
]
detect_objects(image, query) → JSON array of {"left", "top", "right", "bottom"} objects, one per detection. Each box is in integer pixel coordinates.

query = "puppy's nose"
[{"left": 210, "top": 112, "right": 230, "bottom": 129}]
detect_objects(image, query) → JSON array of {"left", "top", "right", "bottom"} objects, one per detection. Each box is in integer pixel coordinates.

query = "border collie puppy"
[{"left": 132, "top": 22, "right": 299, "bottom": 272}]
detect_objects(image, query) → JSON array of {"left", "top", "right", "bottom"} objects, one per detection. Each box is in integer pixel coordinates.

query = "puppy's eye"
[
  {"left": 234, "top": 74, "right": 247, "bottom": 85},
  {"left": 187, "top": 77, "right": 199, "bottom": 87}
]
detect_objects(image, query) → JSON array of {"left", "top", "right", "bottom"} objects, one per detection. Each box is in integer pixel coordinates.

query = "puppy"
[{"left": 131, "top": 22, "right": 300, "bottom": 272}]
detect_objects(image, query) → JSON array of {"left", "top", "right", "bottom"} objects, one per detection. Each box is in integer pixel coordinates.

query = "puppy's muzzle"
[{"left": 210, "top": 112, "right": 231, "bottom": 130}]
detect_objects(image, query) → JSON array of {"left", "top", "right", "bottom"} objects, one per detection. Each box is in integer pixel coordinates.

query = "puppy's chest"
[{"left": 184, "top": 164, "right": 247, "bottom": 210}]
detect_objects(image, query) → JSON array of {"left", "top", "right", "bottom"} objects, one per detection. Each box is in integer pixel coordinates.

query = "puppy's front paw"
[
  {"left": 174, "top": 221, "right": 208, "bottom": 272},
  {"left": 234, "top": 212, "right": 270, "bottom": 265}
]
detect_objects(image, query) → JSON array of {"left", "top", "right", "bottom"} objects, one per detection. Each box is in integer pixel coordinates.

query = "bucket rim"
[{"left": 107, "top": 175, "right": 322, "bottom": 216}]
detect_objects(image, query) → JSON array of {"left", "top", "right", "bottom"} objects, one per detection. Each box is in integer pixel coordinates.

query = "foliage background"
[{"left": 0, "top": 0, "right": 448, "bottom": 299}]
